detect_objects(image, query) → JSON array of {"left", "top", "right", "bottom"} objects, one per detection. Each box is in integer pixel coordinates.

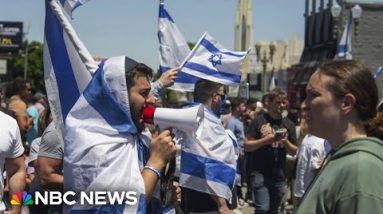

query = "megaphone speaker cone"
[{"left": 143, "top": 105, "right": 156, "bottom": 124}]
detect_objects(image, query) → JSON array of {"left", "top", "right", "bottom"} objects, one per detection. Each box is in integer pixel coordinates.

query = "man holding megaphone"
[{"left": 63, "top": 56, "right": 180, "bottom": 213}]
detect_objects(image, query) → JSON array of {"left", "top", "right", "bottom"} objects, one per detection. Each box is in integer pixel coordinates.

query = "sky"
[{"left": 0, "top": 0, "right": 305, "bottom": 69}]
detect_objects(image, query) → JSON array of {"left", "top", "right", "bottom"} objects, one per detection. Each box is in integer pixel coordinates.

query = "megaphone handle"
[{"left": 160, "top": 157, "right": 176, "bottom": 207}]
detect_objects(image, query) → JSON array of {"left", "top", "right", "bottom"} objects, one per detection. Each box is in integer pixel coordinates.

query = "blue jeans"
[{"left": 250, "top": 172, "right": 285, "bottom": 214}]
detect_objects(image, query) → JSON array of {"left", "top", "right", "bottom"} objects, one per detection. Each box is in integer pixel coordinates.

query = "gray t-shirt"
[
  {"left": 28, "top": 137, "right": 41, "bottom": 166},
  {"left": 38, "top": 122, "right": 63, "bottom": 160},
  {"left": 226, "top": 116, "right": 245, "bottom": 148}
]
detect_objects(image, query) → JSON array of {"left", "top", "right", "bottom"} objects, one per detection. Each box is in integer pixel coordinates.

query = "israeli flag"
[
  {"left": 60, "top": 0, "right": 91, "bottom": 17},
  {"left": 374, "top": 66, "right": 383, "bottom": 79},
  {"left": 176, "top": 107, "right": 237, "bottom": 201},
  {"left": 158, "top": 1, "right": 198, "bottom": 92},
  {"left": 44, "top": 0, "right": 98, "bottom": 141},
  {"left": 64, "top": 56, "right": 148, "bottom": 213},
  {"left": 179, "top": 32, "right": 248, "bottom": 85},
  {"left": 44, "top": 2, "right": 151, "bottom": 213},
  {"left": 337, "top": 13, "right": 353, "bottom": 60}
]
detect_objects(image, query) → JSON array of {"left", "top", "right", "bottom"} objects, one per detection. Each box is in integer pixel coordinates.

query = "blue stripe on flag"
[
  {"left": 159, "top": 65, "right": 171, "bottom": 73},
  {"left": 159, "top": 3, "right": 174, "bottom": 23},
  {"left": 338, "top": 45, "right": 346, "bottom": 54},
  {"left": 45, "top": 3, "right": 80, "bottom": 121},
  {"left": 184, "top": 62, "right": 241, "bottom": 83},
  {"left": 160, "top": 66, "right": 199, "bottom": 84},
  {"left": 83, "top": 63, "right": 137, "bottom": 134},
  {"left": 137, "top": 138, "right": 150, "bottom": 166},
  {"left": 150, "top": 197, "right": 163, "bottom": 214},
  {"left": 201, "top": 38, "right": 245, "bottom": 58},
  {"left": 181, "top": 150, "right": 236, "bottom": 187},
  {"left": 137, "top": 194, "right": 147, "bottom": 213}
]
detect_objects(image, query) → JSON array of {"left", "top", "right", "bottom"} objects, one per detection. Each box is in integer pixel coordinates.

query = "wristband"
[{"left": 143, "top": 165, "right": 161, "bottom": 178}]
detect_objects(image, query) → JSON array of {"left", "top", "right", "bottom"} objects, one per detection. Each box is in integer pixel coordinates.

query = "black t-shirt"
[
  {"left": 247, "top": 113, "right": 297, "bottom": 181},
  {"left": 182, "top": 188, "right": 218, "bottom": 212}
]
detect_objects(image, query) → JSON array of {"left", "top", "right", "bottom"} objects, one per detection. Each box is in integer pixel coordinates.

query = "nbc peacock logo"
[{"left": 10, "top": 191, "right": 34, "bottom": 206}]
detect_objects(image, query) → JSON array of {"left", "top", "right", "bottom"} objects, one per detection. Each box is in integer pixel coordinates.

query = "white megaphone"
[{"left": 142, "top": 104, "right": 204, "bottom": 133}]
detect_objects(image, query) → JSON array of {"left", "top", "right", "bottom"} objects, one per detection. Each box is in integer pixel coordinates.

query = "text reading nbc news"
[{"left": 29, "top": 191, "right": 138, "bottom": 206}]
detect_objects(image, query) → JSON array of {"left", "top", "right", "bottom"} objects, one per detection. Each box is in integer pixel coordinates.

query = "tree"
[
  {"left": 7, "top": 41, "right": 44, "bottom": 94},
  {"left": 187, "top": 42, "right": 196, "bottom": 50}
]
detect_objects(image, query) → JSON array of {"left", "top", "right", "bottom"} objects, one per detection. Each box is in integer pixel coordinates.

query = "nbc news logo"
[
  {"left": 10, "top": 191, "right": 34, "bottom": 206},
  {"left": 9, "top": 191, "right": 138, "bottom": 206}
]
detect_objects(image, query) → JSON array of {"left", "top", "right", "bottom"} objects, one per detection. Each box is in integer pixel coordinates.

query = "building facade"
[
  {"left": 234, "top": 0, "right": 254, "bottom": 52},
  {"left": 288, "top": 0, "right": 383, "bottom": 108}
]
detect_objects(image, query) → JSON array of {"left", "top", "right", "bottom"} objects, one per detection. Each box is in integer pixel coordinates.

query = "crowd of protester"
[{"left": 1, "top": 59, "right": 383, "bottom": 214}]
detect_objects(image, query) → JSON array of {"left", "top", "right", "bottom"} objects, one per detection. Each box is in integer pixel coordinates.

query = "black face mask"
[{"left": 218, "top": 94, "right": 227, "bottom": 117}]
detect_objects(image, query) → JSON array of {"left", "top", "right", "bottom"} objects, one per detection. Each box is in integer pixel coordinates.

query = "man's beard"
[{"left": 132, "top": 115, "right": 145, "bottom": 133}]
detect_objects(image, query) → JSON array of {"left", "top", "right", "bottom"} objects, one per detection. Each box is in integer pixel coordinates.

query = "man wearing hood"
[{"left": 63, "top": 56, "right": 176, "bottom": 213}]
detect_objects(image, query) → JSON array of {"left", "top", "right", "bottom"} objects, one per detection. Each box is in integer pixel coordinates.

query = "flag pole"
[
  {"left": 49, "top": 0, "right": 98, "bottom": 74},
  {"left": 178, "top": 32, "right": 207, "bottom": 69}
]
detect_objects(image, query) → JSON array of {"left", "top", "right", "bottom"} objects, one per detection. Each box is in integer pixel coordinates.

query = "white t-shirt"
[
  {"left": 294, "top": 134, "right": 331, "bottom": 197},
  {"left": 0, "top": 111, "right": 24, "bottom": 211}
]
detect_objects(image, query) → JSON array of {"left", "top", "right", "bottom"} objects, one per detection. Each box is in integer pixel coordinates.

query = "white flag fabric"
[
  {"left": 374, "top": 66, "right": 383, "bottom": 79},
  {"left": 44, "top": 1, "right": 156, "bottom": 213},
  {"left": 60, "top": 0, "right": 91, "bottom": 17},
  {"left": 179, "top": 32, "right": 248, "bottom": 86},
  {"left": 336, "top": 13, "right": 352, "bottom": 60},
  {"left": 64, "top": 56, "right": 149, "bottom": 213},
  {"left": 44, "top": 0, "right": 98, "bottom": 142},
  {"left": 269, "top": 69, "right": 276, "bottom": 91},
  {"left": 158, "top": 1, "right": 198, "bottom": 92},
  {"left": 175, "top": 106, "right": 237, "bottom": 201}
]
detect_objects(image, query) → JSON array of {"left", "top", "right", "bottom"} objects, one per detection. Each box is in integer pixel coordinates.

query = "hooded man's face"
[{"left": 128, "top": 74, "right": 153, "bottom": 133}]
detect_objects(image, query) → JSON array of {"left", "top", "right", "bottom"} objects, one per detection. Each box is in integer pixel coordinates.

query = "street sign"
[{"left": 0, "top": 21, "right": 23, "bottom": 54}]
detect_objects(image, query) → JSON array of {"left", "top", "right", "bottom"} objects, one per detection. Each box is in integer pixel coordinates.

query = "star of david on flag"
[{"left": 209, "top": 53, "right": 223, "bottom": 67}]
